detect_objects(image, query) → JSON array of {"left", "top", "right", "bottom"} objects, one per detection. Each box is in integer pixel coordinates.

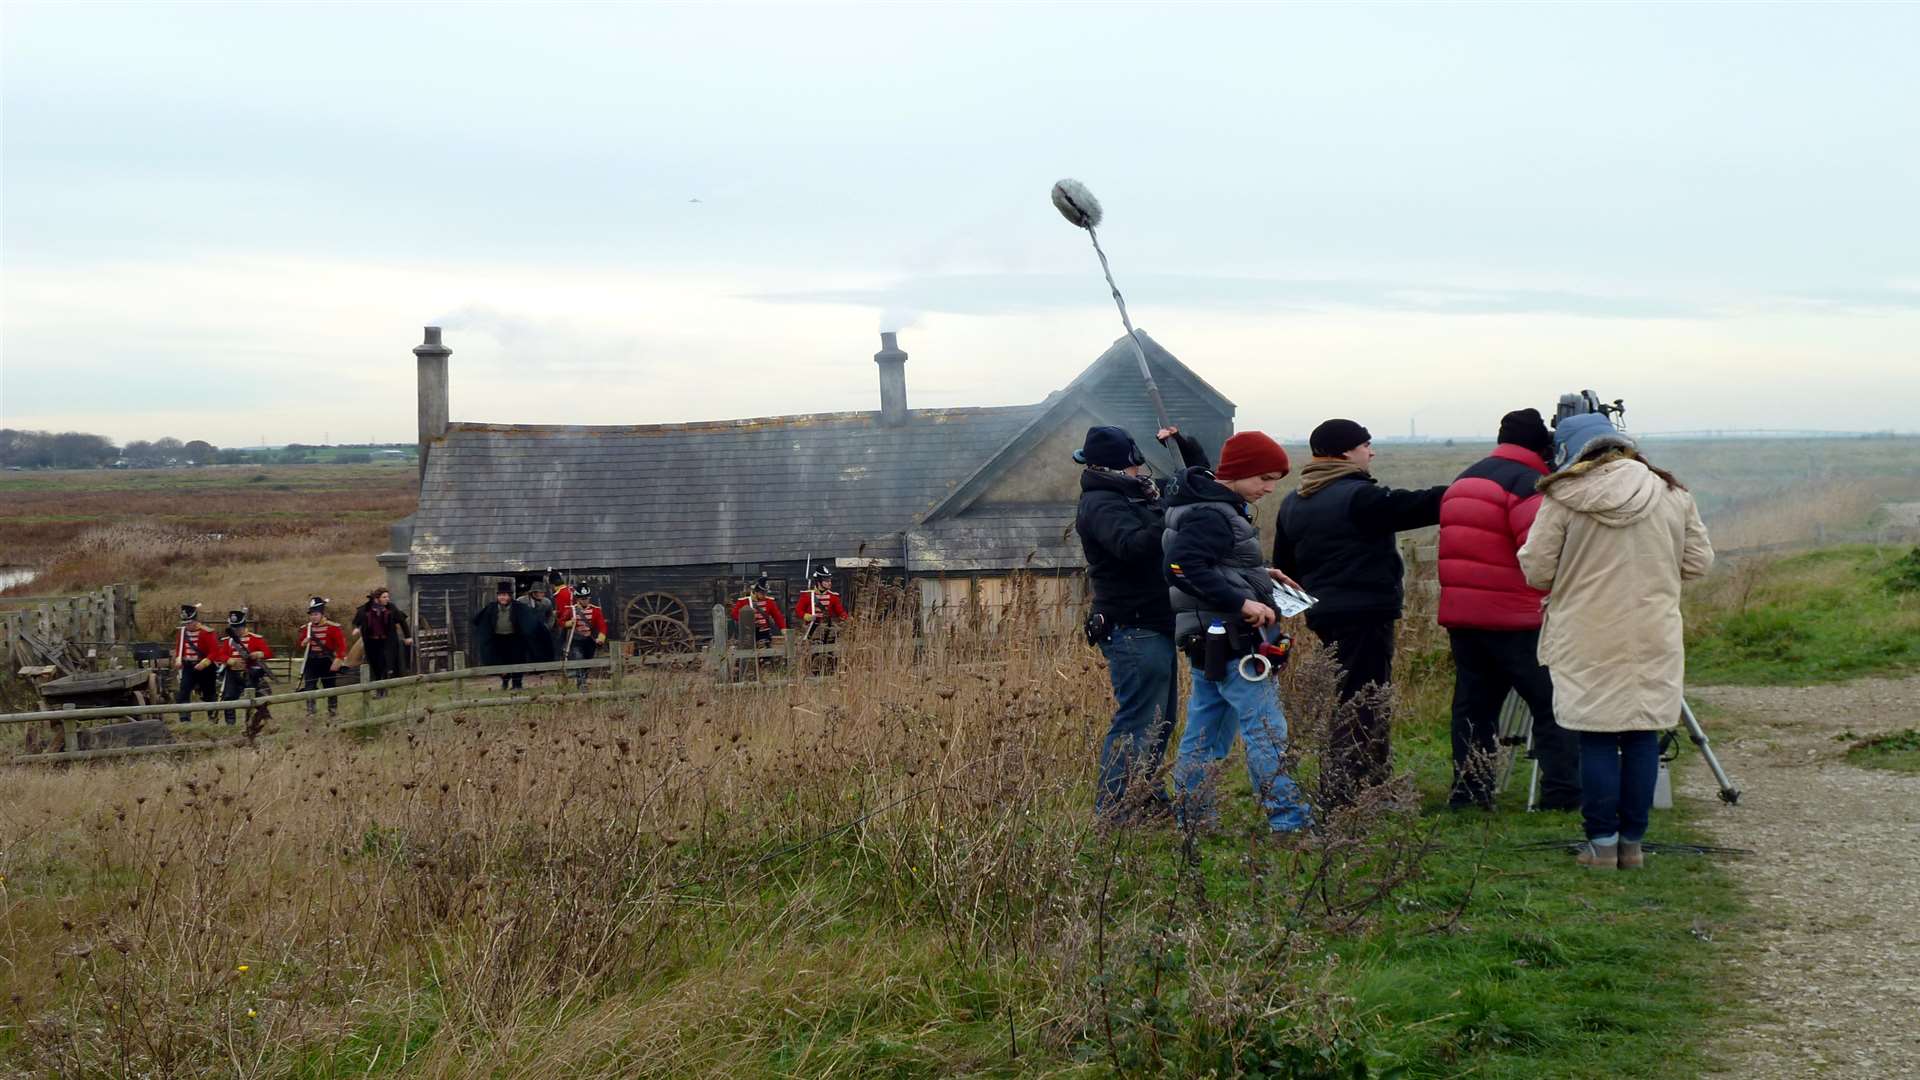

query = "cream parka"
[{"left": 1516, "top": 456, "right": 1714, "bottom": 733}]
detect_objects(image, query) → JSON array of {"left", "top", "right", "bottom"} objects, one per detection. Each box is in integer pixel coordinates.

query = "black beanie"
[
  {"left": 1496, "top": 408, "right": 1555, "bottom": 460},
  {"left": 1309, "top": 418, "right": 1371, "bottom": 457}
]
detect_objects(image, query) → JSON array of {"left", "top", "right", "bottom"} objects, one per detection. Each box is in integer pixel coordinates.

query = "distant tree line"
[{"left": 1, "top": 429, "right": 414, "bottom": 469}]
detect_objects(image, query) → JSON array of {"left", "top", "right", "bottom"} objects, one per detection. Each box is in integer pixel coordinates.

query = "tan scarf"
[{"left": 1297, "top": 458, "right": 1370, "bottom": 498}]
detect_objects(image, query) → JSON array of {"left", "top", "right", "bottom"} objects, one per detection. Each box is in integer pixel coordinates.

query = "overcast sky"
[{"left": 3, "top": 2, "right": 1916, "bottom": 447}]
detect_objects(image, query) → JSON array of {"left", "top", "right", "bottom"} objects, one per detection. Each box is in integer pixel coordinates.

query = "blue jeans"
[
  {"left": 1173, "top": 660, "right": 1312, "bottom": 833},
  {"left": 1095, "top": 626, "right": 1178, "bottom": 817},
  {"left": 1579, "top": 731, "right": 1661, "bottom": 842}
]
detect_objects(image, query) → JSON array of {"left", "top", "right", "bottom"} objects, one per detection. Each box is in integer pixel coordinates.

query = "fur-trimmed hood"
[{"left": 1539, "top": 454, "right": 1664, "bottom": 527}]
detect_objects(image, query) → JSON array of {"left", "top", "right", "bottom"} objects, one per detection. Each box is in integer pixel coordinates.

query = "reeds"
[{"left": 1, "top": 591, "right": 1435, "bottom": 1076}]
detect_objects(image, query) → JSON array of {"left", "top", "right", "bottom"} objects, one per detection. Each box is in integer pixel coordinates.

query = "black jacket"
[
  {"left": 1074, "top": 432, "right": 1206, "bottom": 633},
  {"left": 468, "top": 598, "right": 546, "bottom": 665},
  {"left": 1274, "top": 473, "right": 1444, "bottom": 622},
  {"left": 351, "top": 601, "right": 413, "bottom": 672},
  {"left": 1162, "top": 467, "right": 1269, "bottom": 617}
]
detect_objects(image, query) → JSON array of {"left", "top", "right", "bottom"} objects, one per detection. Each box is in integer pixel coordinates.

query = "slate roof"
[
  {"left": 407, "top": 405, "right": 1047, "bottom": 574},
  {"left": 407, "top": 329, "right": 1236, "bottom": 576}
]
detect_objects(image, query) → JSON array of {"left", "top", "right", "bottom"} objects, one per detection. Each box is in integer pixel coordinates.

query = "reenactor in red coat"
[
  {"left": 794, "top": 566, "right": 849, "bottom": 642},
  {"left": 557, "top": 585, "right": 610, "bottom": 689},
  {"left": 729, "top": 574, "right": 787, "bottom": 646},
  {"left": 214, "top": 609, "right": 274, "bottom": 727},
  {"left": 172, "top": 603, "right": 220, "bottom": 711},
  {"left": 295, "top": 597, "right": 348, "bottom": 717}
]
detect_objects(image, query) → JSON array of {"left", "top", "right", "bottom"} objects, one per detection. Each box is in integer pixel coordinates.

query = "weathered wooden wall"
[{"left": 1, "top": 584, "right": 139, "bottom": 674}]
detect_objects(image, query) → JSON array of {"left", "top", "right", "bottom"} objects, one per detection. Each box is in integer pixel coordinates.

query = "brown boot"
[
  {"left": 1618, "top": 840, "right": 1644, "bottom": 870},
  {"left": 1576, "top": 840, "right": 1618, "bottom": 870}
]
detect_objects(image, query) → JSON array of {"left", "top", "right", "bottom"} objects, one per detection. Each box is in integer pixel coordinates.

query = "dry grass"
[
  {"left": 0, "top": 466, "right": 415, "bottom": 639},
  {"left": 1703, "top": 479, "right": 1885, "bottom": 553},
  {"left": 0, "top": 596, "right": 1431, "bottom": 1077}
]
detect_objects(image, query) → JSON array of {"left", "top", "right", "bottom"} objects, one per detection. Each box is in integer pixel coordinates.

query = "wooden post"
[
  {"left": 358, "top": 664, "right": 373, "bottom": 719},
  {"left": 736, "top": 604, "right": 757, "bottom": 682},
  {"left": 61, "top": 703, "right": 78, "bottom": 753},
  {"left": 611, "top": 641, "right": 626, "bottom": 687},
  {"left": 705, "top": 604, "right": 727, "bottom": 680}
]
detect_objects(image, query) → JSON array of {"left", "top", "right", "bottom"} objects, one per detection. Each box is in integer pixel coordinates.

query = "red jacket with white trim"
[
  {"left": 558, "top": 603, "right": 608, "bottom": 637},
  {"left": 213, "top": 632, "right": 274, "bottom": 666},
  {"left": 729, "top": 596, "right": 787, "bottom": 631},
  {"left": 174, "top": 626, "right": 220, "bottom": 665},
  {"left": 296, "top": 622, "right": 349, "bottom": 663},
  {"left": 794, "top": 590, "right": 848, "bottom": 623}
]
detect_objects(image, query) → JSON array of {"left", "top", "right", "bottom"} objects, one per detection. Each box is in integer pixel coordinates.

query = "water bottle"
[{"left": 1203, "top": 620, "right": 1229, "bottom": 682}]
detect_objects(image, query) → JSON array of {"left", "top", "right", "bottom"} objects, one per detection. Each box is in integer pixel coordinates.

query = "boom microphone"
[{"left": 1050, "top": 178, "right": 1183, "bottom": 466}]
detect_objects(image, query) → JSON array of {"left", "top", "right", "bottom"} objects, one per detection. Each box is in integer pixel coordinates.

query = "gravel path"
[{"left": 1685, "top": 675, "right": 1920, "bottom": 1078}]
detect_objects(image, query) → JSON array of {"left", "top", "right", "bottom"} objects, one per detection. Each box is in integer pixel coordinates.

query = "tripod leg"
[
  {"left": 1494, "top": 691, "right": 1530, "bottom": 796},
  {"left": 1680, "top": 699, "right": 1741, "bottom": 805},
  {"left": 1526, "top": 723, "right": 1542, "bottom": 813}
]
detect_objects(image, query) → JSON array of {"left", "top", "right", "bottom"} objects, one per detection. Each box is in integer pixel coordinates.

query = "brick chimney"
[
  {"left": 875, "top": 331, "right": 908, "bottom": 425},
  {"left": 415, "top": 326, "right": 451, "bottom": 482}
]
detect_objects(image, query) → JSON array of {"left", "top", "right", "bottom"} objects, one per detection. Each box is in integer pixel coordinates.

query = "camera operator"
[
  {"left": 1075, "top": 424, "right": 1204, "bottom": 825},
  {"left": 1518, "top": 415, "right": 1713, "bottom": 870},
  {"left": 1273, "top": 419, "right": 1446, "bottom": 806},
  {"left": 1436, "top": 409, "right": 1581, "bottom": 811}
]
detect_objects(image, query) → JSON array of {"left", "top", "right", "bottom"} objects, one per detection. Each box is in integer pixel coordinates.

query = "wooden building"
[{"left": 380, "top": 328, "right": 1235, "bottom": 656}]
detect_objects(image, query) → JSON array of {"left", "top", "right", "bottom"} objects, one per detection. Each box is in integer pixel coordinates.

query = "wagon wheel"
[
  {"left": 630, "top": 615, "right": 696, "bottom": 656},
  {"left": 623, "top": 591, "right": 689, "bottom": 633}
]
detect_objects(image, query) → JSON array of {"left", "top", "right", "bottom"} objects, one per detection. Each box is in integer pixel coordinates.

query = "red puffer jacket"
[{"left": 1437, "top": 444, "right": 1550, "bottom": 630}]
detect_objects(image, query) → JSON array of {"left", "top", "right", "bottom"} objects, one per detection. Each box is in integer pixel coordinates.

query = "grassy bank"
[
  {"left": 1841, "top": 728, "right": 1920, "bottom": 775},
  {"left": 1684, "top": 545, "right": 1920, "bottom": 685},
  {"left": 0, "top": 606, "right": 1742, "bottom": 1078}
]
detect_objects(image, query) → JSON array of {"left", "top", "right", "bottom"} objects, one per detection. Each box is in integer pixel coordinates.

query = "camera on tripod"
[{"left": 1554, "top": 390, "right": 1627, "bottom": 431}]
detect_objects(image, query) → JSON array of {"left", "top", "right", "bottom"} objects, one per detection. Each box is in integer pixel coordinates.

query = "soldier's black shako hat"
[
  {"left": 179, "top": 603, "right": 201, "bottom": 624},
  {"left": 547, "top": 568, "right": 566, "bottom": 585},
  {"left": 750, "top": 573, "right": 772, "bottom": 595},
  {"left": 811, "top": 565, "right": 833, "bottom": 582},
  {"left": 228, "top": 610, "right": 248, "bottom": 627},
  {"left": 308, "top": 596, "right": 329, "bottom": 612},
  {"left": 574, "top": 585, "right": 592, "bottom": 600}
]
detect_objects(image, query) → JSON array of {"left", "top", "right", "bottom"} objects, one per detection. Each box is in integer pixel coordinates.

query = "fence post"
[
  {"left": 611, "top": 641, "right": 626, "bottom": 687},
  {"left": 705, "top": 604, "right": 727, "bottom": 680},
  {"left": 736, "top": 605, "right": 757, "bottom": 681},
  {"left": 359, "top": 665, "right": 372, "bottom": 719},
  {"left": 61, "top": 703, "right": 78, "bottom": 754}
]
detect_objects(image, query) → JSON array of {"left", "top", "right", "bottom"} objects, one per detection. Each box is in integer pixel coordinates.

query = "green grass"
[
  {"left": 1685, "top": 545, "right": 1920, "bottom": 685},
  {"left": 1841, "top": 728, "right": 1920, "bottom": 775}
]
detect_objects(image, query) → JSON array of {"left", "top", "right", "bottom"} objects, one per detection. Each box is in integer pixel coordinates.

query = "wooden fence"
[
  {"left": 1, "top": 583, "right": 139, "bottom": 676},
  {"left": 0, "top": 624, "right": 846, "bottom": 765}
]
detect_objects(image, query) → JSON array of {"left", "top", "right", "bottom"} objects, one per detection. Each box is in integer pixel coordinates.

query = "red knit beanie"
[{"left": 1214, "top": 432, "right": 1291, "bottom": 482}]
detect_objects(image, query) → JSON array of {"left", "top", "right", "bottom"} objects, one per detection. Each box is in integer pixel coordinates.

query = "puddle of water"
[{"left": 0, "top": 566, "right": 39, "bottom": 590}]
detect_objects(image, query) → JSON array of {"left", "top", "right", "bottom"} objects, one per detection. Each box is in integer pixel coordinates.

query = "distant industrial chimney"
[
  {"left": 875, "top": 331, "right": 908, "bottom": 425},
  {"left": 415, "top": 326, "right": 451, "bottom": 481}
]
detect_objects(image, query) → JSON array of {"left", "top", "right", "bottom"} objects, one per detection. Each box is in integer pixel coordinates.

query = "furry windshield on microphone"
[
  {"left": 1047, "top": 176, "right": 1183, "bottom": 467},
  {"left": 1050, "top": 179, "right": 1103, "bottom": 229}
]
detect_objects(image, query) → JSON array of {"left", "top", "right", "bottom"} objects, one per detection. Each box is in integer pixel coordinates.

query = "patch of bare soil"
[{"left": 1686, "top": 675, "right": 1920, "bottom": 1078}]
